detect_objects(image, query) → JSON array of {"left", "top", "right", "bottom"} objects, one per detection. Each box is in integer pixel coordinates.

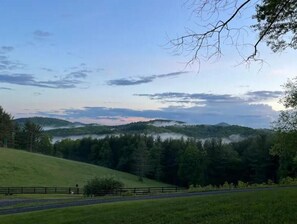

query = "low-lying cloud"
[
  {"left": 34, "top": 90, "right": 283, "bottom": 128},
  {"left": 37, "top": 100, "right": 279, "bottom": 128}
]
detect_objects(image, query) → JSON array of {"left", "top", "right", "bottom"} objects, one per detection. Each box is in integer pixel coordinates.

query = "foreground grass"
[
  {"left": 0, "top": 148, "right": 167, "bottom": 187},
  {"left": 1, "top": 188, "right": 297, "bottom": 223}
]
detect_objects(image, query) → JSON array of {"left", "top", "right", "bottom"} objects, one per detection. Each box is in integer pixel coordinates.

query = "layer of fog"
[
  {"left": 52, "top": 133, "right": 245, "bottom": 144},
  {"left": 43, "top": 125, "right": 85, "bottom": 131}
]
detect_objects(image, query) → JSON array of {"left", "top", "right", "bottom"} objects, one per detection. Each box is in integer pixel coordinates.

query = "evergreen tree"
[
  {"left": 23, "top": 121, "right": 43, "bottom": 152},
  {"left": 0, "top": 106, "right": 13, "bottom": 148},
  {"left": 133, "top": 139, "right": 148, "bottom": 182},
  {"left": 178, "top": 141, "right": 207, "bottom": 186}
]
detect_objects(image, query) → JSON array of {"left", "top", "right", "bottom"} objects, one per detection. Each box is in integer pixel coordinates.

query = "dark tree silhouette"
[
  {"left": 0, "top": 106, "right": 13, "bottom": 148},
  {"left": 272, "top": 77, "right": 297, "bottom": 177}
]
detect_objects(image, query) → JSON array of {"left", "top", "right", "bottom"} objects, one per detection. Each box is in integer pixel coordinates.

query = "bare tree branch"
[
  {"left": 171, "top": 0, "right": 252, "bottom": 65},
  {"left": 171, "top": 0, "right": 296, "bottom": 68}
]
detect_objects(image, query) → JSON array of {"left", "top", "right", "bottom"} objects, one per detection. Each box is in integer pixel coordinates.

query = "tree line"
[
  {"left": 49, "top": 134, "right": 278, "bottom": 187},
  {"left": 0, "top": 106, "right": 51, "bottom": 152}
]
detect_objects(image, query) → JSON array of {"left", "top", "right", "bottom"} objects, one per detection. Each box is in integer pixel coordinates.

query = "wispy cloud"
[
  {"left": 107, "top": 71, "right": 189, "bottom": 86},
  {"left": 0, "top": 73, "right": 84, "bottom": 89},
  {"left": 135, "top": 91, "right": 283, "bottom": 105},
  {"left": 41, "top": 67, "right": 54, "bottom": 72},
  {"left": 0, "top": 46, "right": 14, "bottom": 54},
  {"left": 0, "top": 87, "right": 12, "bottom": 90},
  {"left": 33, "top": 30, "right": 52, "bottom": 38},
  {"left": 245, "top": 91, "right": 284, "bottom": 102},
  {"left": 0, "top": 56, "right": 25, "bottom": 71},
  {"left": 66, "top": 69, "right": 91, "bottom": 79}
]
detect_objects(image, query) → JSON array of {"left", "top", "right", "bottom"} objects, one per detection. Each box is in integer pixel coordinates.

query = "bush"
[
  {"left": 84, "top": 176, "right": 124, "bottom": 197},
  {"left": 237, "top": 180, "right": 248, "bottom": 188},
  {"left": 188, "top": 184, "right": 218, "bottom": 193},
  {"left": 220, "top": 181, "right": 234, "bottom": 190},
  {"left": 188, "top": 185, "right": 203, "bottom": 192},
  {"left": 267, "top": 179, "right": 275, "bottom": 185},
  {"left": 279, "top": 177, "right": 297, "bottom": 185}
]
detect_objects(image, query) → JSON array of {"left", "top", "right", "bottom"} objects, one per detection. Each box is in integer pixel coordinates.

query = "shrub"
[
  {"left": 237, "top": 180, "right": 248, "bottom": 188},
  {"left": 267, "top": 179, "right": 275, "bottom": 185},
  {"left": 84, "top": 176, "right": 124, "bottom": 197},
  {"left": 188, "top": 184, "right": 219, "bottom": 192},
  {"left": 121, "top": 191, "right": 133, "bottom": 196},
  {"left": 220, "top": 181, "right": 235, "bottom": 190},
  {"left": 188, "top": 185, "right": 203, "bottom": 192},
  {"left": 279, "top": 177, "right": 297, "bottom": 185}
]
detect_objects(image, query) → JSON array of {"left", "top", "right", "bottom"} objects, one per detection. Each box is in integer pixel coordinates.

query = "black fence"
[
  {"left": 0, "top": 186, "right": 183, "bottom": 195},
  {"left": 0, "top": 187, "right": 80, "bottom": 195}
]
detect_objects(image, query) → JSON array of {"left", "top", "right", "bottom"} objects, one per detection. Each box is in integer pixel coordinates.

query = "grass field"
[
  {"left": 0, "top": 148, "right": 167, "bottom": 187},
  {"left": 0, "top": 188, "right": 297, "bottom": 223}
]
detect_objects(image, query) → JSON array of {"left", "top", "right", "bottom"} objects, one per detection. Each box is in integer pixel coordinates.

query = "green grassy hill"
[{"left": 0, "top": 148, "right": 168, "bottom": 187}]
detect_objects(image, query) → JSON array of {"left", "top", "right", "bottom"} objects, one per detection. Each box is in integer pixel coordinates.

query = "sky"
[{"left": 0, "top": 0, "right": 296, "bottom": 128}]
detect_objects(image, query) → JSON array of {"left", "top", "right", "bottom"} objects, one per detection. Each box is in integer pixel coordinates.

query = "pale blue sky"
[{"left": 0, "top": 0, "right": 296, "bottom": 128}]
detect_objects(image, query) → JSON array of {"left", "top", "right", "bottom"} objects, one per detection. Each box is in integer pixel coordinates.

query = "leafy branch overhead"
[{"left": 171, "top": 0, "right": 297, "bottom": 64}]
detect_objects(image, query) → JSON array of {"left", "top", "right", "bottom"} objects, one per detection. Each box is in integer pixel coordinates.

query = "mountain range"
[{"left": 14, "top": 117, "right": 271, "bottom": 143}]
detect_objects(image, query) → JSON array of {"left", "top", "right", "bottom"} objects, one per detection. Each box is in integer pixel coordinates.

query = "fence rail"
[{"left": 0, "top": 186, "right": 183, "bottom": 195}]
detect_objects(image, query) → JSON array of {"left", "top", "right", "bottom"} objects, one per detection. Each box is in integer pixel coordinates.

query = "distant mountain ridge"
[
  {"left": 14, "top": 117, "right": 84, "bottom": 128},
  {"left": 15, "top": 117, "right": 272, "bottom": 142},
  {"left": 215, "top": 122, "right": 230, "bottom": 127}
]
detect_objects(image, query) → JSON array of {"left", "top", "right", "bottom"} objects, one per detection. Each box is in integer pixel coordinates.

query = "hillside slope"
[{"left": 0, "top": 148, "right": 168, "bottom": 187}]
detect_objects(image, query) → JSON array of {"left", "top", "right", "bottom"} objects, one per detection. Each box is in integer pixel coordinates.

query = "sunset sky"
[{"left": 0, "top": 0, "right": 296, "bottom": 128}]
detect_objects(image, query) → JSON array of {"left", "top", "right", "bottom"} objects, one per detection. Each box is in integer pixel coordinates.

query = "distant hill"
[
  {"left": 215, "top": 122, "right": 230, "bottom": 127},
  {"left": 14, "top": 117, "right": 84, "bottom": 129},
  {"left": 0, "top": 148, "right": 168, "bottom": 187}
]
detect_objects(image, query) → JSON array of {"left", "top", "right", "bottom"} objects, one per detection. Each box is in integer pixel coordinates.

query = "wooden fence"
[{"left": 0, "top": 186, "right": 183, "bottom": 195}]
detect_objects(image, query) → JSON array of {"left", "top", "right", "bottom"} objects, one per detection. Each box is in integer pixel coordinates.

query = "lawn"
[
  {"left": 0, "top": 148, "right": 168, "bottom": 188},
  {"left": 0, "top": 188, "right": 297, "bottom": 223}
]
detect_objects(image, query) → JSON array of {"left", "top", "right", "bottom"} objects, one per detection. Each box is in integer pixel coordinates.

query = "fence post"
[
  {"left": 55, "top": 187, "right": 57, "bottom": 193},
  {"left": 69, "top": 187, "right": 71, "bottom": 194},
  {"left": 162, "top": 187, "right": 164, "bottom": 193},
  {"left": 176, "top": 186, "right": 178, "bottom": 192},
  {"left": 45, "top": 187, "right": 47, "bottom": 194}
]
